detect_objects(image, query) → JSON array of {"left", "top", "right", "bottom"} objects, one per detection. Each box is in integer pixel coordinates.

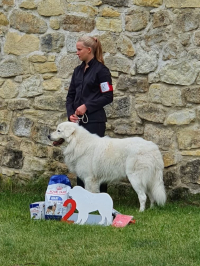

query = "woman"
[{"left": 66, "top": 36, "right": 113, "bottom": 192}]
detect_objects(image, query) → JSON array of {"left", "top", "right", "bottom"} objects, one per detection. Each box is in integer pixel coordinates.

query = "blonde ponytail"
[{"left": 77, "top": 36, "right": 104, "bottom": 64}]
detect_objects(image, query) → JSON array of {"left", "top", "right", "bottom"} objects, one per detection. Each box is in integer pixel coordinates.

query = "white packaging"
[
  {"left": 30, "top": 201, "right": 45, "bottom": 220},
  {"left": 45, "top": 175, "right": 71, "bottom": 220}
]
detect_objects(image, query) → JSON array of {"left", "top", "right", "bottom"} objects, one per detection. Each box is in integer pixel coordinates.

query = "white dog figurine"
[
  {"left": 68, "top": 186, "right": 113, "bottom": 225},
  {"left": 48, "top": 122, "right": 166, "bottom": 212}
]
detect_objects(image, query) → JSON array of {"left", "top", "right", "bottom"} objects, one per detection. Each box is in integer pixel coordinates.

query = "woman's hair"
[{"left": 77, "top": 36, "right": 104, "bottom": 64}]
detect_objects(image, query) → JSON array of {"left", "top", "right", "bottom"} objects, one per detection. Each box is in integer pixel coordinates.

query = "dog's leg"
[
  {"left": 127, "top": 173, "right": 147, "bottom": 212},
  {"left": 84, "top": 177, "right": 100, "bottom": 193},
  {"left": 147, "top": 190, "right": 155, "bottom": 209}
]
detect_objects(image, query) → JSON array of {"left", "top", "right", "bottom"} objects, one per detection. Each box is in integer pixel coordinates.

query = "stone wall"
[{"left": 1, "top": 0, "right": 200, "bottom": 194}]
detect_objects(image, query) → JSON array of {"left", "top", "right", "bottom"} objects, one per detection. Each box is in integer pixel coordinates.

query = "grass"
[{"left": 0, "top": 182, "right": 200, "bottom": 266}]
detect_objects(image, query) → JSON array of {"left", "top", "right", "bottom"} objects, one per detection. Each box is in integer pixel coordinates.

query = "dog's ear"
[{"left": 64, "top": 125, "right": 76, "bottom": 138}]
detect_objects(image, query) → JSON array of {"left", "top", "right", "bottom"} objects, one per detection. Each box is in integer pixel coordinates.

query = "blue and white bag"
[
  {"left": 30, "top": 201, "right": 45, "bottom": 220},
  {"left": 45, "top": 175, "right": 71, "bottom": 220}
]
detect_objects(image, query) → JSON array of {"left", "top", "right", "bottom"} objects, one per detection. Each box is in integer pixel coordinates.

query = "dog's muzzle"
[{"left": 48, "top": 135, "right": 65, "bottom": 146}]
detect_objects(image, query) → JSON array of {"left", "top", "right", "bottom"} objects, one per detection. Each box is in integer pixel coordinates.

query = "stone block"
[
  {"left": 49, "top": 147, "right": 64, "bottom": 162},
  {"left": 149, "top": 83, "right": 184, "bottom": 107},
  {"left": 125, "top": 10, "right": 149, "bottom": 32},
  {"left": 117, "top": 35, "right": 135, "bottom": 57},
  {"left": 136, "top": 103, "right": 166, "bottom": 123},
  {"left": 173, "top": 10, "right": 199, "bottom": 32},
  {"left": 23, "top": 156, "right": 46, "bottom": 172},
  {"left": 180, "top": 160, "right": 200, "bottom": 185},
  {"left": 101, "top": 0, "right": 128, "bottom": 6},
  {"left": 136, "top": 50, "right": 158, "bottom": 74},
  {"left": 33, "top": 62, "right": 57, "bottom": 74},
  {"left": 58, "top": 54, "right": 80, "bottom": 78},
  {"left": 153, "top": 10, "right": 171, "bottom": 28},
  {"left": 50, "top": 18, "right": 60, "bottom": 30},
  {"left": 33, "top": 144, "right": 48, "bottom": 158},
  {"left": 185, "top": 86, "right": 200, "bottom": 103},
  {"left": 181, "top": 150, "right": 200, "bottom": 156},
  {"left": 4, "top": 32, "right": 39, "bottom": 55},
  {"left": 2, "top": 148, "right": 23, "bottom": 169},
  {"left": 20, "top": 0, "right": 37, "bottom": 9},
  {"left": 163, "top": 169, "right": 179, "bottom": 190},
  {"left": 0, "top": 99, "right": 7, "bottom": 109},
  {"left": 0, "top": 110, "right": 12, "bottom": 134},
  {"left": 96, "top": 17, "right": 122, "bottom": 32},
  {"left": 2, "top": 0, "right": 14, "bottom": 5},
  {"left": 0, "top": 57, "right": 30, "bottom": 77},
  {"left": 29, "top": 55, "right": 47, "bottom": 63},
  {"left": 31, "top": 123, "right": 51, "bottom": 145},
  {"left": 162, "top": 40, "right": 186, "bottom": 61},
  {"left": 0, "top": 79, "right": 18, "bottom": 99},
  {"left": 101, "top": 7, "right": 120, "bottom": 17},
  {"left": 66, "top": 33, "right": 80, "bottom": 53},
  {"left": 47, "top": 55, "right": 56, "bottom": 62},
  {"left": 194, "top": 31, "right": 200, "bottom": 46},
  {"left": 0, "top": 12, "right": 9, "bottom": 26},
  {"left": 37, "top": 0, "right": 65, "bottom": 16},
  {"left": 165, "top": 0, "right": 200, "bottom": 8},
  {"left": 177, "top": 126, "right": 200, "bottom": 150},
  {"left": 144, "top": 27, "right": 169, "bottom": 46},
  {"left": 7, "top": 98, "right": 30, "bottom": 110},
  {"left": 34, "top": 95, "right": 66, "bottom": 111},
  {"left": 99, "top": 33, "right": 117, "bottom": 54},
  {"left": 41, "top": 33, "right": 65, "bottom": 53},
  {"left": 20, "top": 139, "right": 34, "bottom": 154},
  {"left": 61, "top": 14, "right": 95, "bottom": 32},
  {"left": 112, "top": 119, "right": 144, "bottom": 135},
  {"left": 164, "top": 109, "right": 196, "bottom": 125},
  {"left": 159, "top": 60, "right": 198, "bottom": 86},
  {"left": 19, "top": 75, "right": 43, "bottom": 98},
  {"left": 144, "top": 124, "right": 174, "bottom": 150},
  {"left": 188, "top": 49, "right": 200, "bottom": 61},
  {"left": 42, "top": 77, "right": 62, "bottom": 91},
  {"left": 133, "top": 0, "right": 162, "bottom": 7},
  {"left": 13, "top": 117, "right": 34, "bottom": 137},
  {"left": 104, "top": 55, "right": 131, "bottom": 74},
  {"left": 116, "top": 75, "right": 148, "bottom": 94},
  {"left": 23, "top": 109, "right": 67, "bottom": 126},
  {"left": 66, "top": 4, "right": 98, "bottom": 16},
  {"left": 163, "top": 151, "right": 178, "bottom": 167},
  {"left": 10, "top": 10, "right": 47, "bottom": 34},
  {"left": 42, "top": 74, "right": 55, "bottom": 80},
  {"left": 7, "top": 136, "right": 22, "bottom": 150},
  {"left": 0, "top": 78, "right": 5, "bottom": 86},
  {"left": 105, "top": 96, "right": 131, "bottom": 118}
]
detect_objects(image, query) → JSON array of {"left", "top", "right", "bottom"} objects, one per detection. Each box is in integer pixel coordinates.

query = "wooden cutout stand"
[{"left": 61, "top": 186, "right": 135, "bottom": 227}]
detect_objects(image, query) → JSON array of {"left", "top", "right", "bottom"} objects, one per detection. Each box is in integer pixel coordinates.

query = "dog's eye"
[{"left": 58, "top": 130, "right": 61, "bottom": 133}]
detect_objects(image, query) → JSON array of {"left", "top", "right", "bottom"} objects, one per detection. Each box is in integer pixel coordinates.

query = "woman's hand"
[
  {"left": 75, "top": 104, "right": 87, "bottom": 116},
  {"left": 69, "top": 114, "right": 79, "bottom": 123}
]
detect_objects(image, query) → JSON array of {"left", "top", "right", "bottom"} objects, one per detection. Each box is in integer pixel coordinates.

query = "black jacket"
[{"left": 66, "top": 58, "right": 113, "bottom": 123}]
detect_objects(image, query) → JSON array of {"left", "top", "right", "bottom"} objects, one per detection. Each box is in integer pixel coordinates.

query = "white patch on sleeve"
[{"left": 100, "top": 82, "right": 113, "bottom": 93}]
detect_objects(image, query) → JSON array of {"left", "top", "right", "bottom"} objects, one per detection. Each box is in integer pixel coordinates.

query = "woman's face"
[{"left": 76, "top": 42, "right": 92, "bottom": 62}]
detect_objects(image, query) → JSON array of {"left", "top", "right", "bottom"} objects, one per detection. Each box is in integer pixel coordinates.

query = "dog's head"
[
  {"left": 48, "top": 122, "right": 78, "bottom": 146},
  {"left": 68, "top": 186, "right": 83, "bottom": 199}
]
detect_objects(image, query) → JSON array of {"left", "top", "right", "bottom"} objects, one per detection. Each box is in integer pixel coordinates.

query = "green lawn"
[{"left": 0, "top": 188, "right": 200, "bottom": 266}]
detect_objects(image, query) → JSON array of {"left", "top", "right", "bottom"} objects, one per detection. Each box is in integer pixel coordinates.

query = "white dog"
[
  {"left": 48, "top": 122, "right": 166, "bottom": 212},
  {"left": 68, "top": 186, "right": 113, "bottom": 225}
]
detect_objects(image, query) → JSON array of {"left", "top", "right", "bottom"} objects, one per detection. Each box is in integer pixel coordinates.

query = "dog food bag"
[
  {"left": 45, "top": 175, "right": 71, "bottom": 220},
  {"left": 30, "top": 201, "right": 45, "bottom": 220}
]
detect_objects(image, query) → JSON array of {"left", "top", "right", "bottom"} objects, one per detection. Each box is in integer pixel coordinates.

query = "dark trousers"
[{"left": 77, "top": 122, "right": 107, "bottom": 193}]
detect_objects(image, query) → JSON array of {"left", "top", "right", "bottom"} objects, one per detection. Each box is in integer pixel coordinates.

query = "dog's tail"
[{"left": 151, "top": 168, "right": 166, "bottom": 206}]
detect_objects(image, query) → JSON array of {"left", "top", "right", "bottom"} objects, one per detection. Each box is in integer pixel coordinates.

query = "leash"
[{"left": 76, "top": 113, "right": 88, "bottom": 124}]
